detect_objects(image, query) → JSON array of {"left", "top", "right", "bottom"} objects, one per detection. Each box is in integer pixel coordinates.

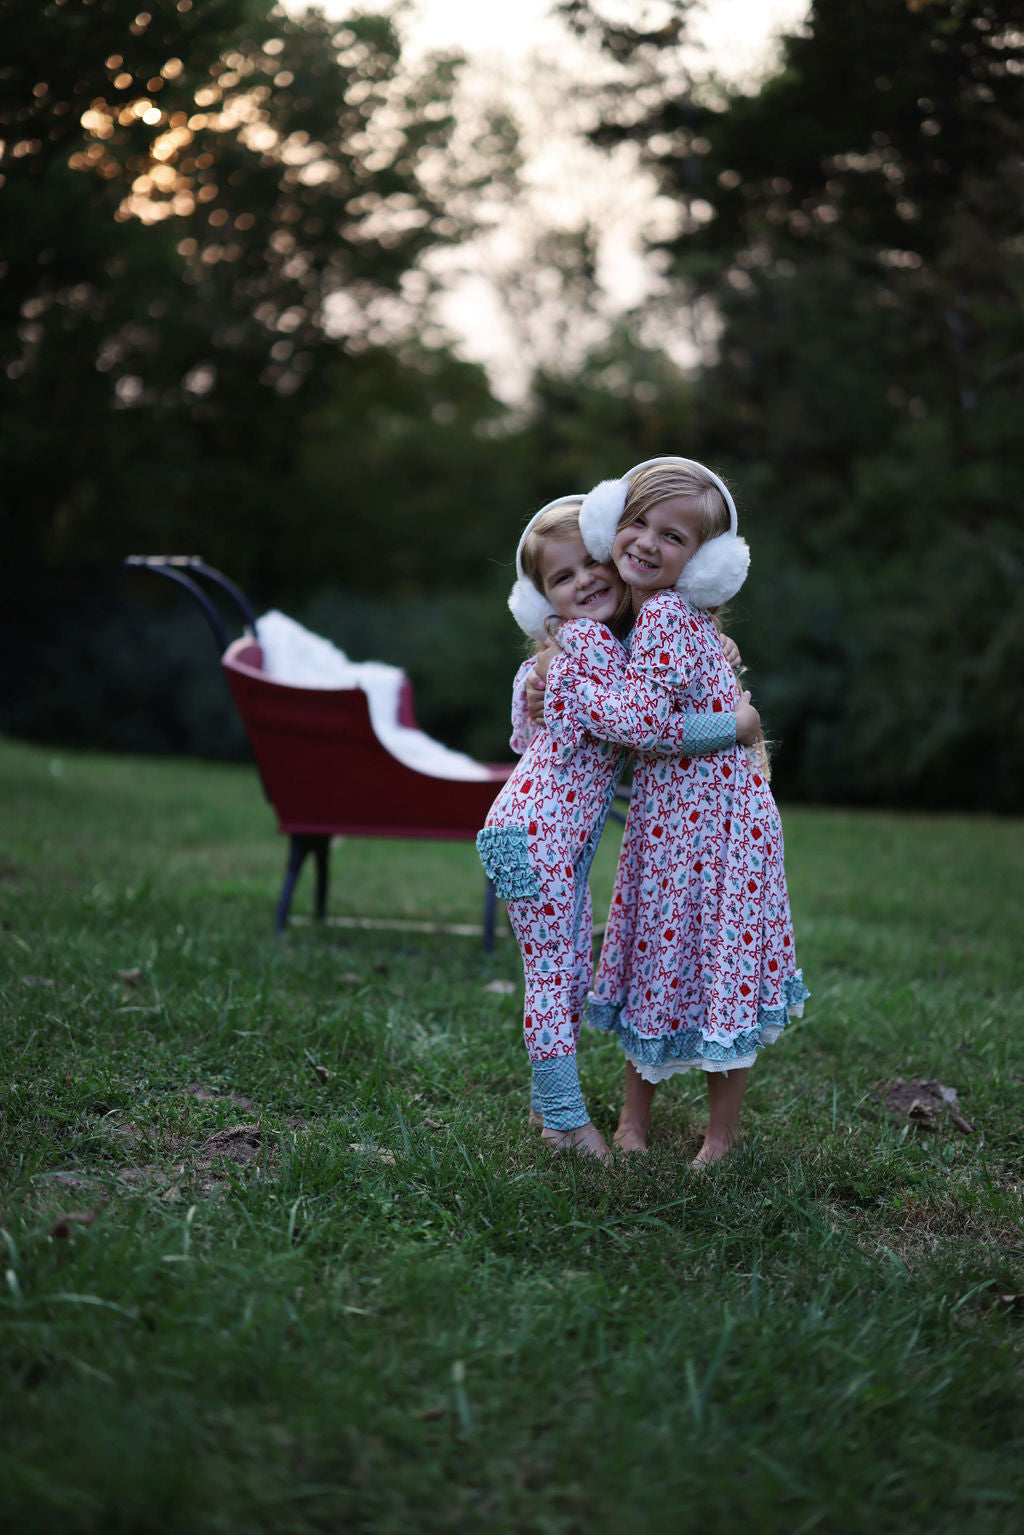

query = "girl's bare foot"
[
  {"left": 691, "top": 1135, "right": 734, "bottom": 1168},
  {"left": 541, "top": 1121, "right": 612, "bottom": 1164},
  {"left": 613, "top": 1118, "right": 649, "bottom": 1153},
  {"left": 615, "top": 1063, "right": 656, "bottom": 1153}
]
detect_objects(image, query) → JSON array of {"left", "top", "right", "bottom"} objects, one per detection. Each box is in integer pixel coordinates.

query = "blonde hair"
[
  {"left": 519, "top": 501, "right": 584, "bottom": 592},
  {"left": 520, "top": 499, "right": 631, "bottom": 645},
  {"left": 621, "top": 463, "right": 731, "bottom": 546}
]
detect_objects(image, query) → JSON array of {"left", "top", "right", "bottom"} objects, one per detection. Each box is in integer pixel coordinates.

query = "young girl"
[
  {"left": 547, "top": 456, "right": 809, "bottom": 1164},
  {"left": 478, "top": 494, "right": 762, "bottom": 1163}
]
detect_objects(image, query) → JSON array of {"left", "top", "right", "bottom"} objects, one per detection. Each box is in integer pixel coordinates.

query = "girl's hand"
[
  {"left": 525, "top": 670, "right": 546, "bottom": 724},
  {"left": 526, "top": 640, "right": 559, "bottom": 724},
  {"left": 533, "top": 640, "right": 558, "bottom": 682},
  {"left": 720, "top": 633, "right": 742, "bottom": 668},
  {"left": 734, "top": 690, "right": 761, "bottom": 747}
]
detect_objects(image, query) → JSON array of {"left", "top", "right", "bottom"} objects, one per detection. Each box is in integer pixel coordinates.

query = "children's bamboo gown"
[{"left": 550, "top": 591, "right": 808, "bottom": 1079}]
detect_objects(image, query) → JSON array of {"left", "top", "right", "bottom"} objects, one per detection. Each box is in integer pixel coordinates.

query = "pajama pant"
[{"left": 505, "top": 847, "right": 594, "bottom": 1131}]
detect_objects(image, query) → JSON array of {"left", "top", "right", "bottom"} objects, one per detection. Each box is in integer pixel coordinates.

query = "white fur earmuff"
[
  {"left": 507, "top": 495, "right": 585, "bottom": 640},
  {"left": 578, "top": 455, "right": 750, "bottom": 609}
]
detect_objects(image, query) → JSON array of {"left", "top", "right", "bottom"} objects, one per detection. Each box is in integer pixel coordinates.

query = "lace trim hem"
[{"left": 588, "top": 971, "right": 809, "bottom": 1076}]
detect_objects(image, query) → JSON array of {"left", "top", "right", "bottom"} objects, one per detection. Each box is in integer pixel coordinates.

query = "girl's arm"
[
  {"left": 546, "top": 604, "right": 737, "bottom": 756},
  {"left": 509, "top": 658, "right": 540, "bottom": 753}
]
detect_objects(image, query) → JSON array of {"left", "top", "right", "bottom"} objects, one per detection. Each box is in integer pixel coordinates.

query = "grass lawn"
[{"left": 2, "top": 736, "right": 1023, "bottom": 1533}]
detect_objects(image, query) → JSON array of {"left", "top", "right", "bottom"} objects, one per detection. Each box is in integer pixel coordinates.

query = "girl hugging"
[{"left": 550, "top": 456, "right": 809, "bottom": 1164}]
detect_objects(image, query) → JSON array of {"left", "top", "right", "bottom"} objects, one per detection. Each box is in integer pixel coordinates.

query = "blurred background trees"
[{"left": 3, "top": 0, "right": 1022, "bottom": 806}]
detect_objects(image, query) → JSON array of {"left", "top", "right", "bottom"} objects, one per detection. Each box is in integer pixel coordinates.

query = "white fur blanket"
[{"left": 255, "top": 610, "right": 491, "bottom": 782}]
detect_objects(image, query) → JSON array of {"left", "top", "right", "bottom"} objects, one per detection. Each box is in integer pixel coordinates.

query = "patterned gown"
[
  {"left": 477, "top": 618, "right": 738, "bottom": 1129},
  {"left": 553, "top": 591, "right": 809, "bottom": 1081}
]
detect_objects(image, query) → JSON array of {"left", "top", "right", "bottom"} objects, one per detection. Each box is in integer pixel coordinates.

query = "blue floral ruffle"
[
  {"left": 587, "top": 971, "right": 809, "bottom": 1073},
  {"left": 476, "top": 825, "right": 540, "bottom": 900}
]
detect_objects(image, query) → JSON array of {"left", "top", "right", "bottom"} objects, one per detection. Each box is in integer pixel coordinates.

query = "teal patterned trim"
[
  {"left": 676, "top": 712, "right": 736, "bottom": 756},
  {"left": 476, "top": 826, "right": 541, "bottom": 899},
  {"left": 532, "top": 1053, "right": 590, "bottom": 1130},
  {"left": 587, "top": 972, "right": 810, "bottom": 1070}
]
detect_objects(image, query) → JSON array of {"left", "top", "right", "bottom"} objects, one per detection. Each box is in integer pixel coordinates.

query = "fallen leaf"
[
  {"left": 49, "top": 1209, "right": 100, "bottom": 1239},
  {"left": 950, "top": 1110, "right": 975, "bottom": 1134},
  {"left": 415, "top": 1403, "right": 447, "bottom": 1421},
  {"left": 340, "top": 972, "right": 361, "bottom": 985},
  {"left": 483, "top": 979, "right": 516, "bottom": 996},
  {"left": 116, "top": 967, "right": 144, "bottom": 987},
  {"left": 373, "top": 962, "right": 389, "bottom": 976},
  {"left": 907, "top": 1100, "right": 936, "bottom": 1129},
  {"left": 310, "top": 1062, "right": 331, "bottom": 1084},
  {"left": 348, "top": 1143, "right": 396, "bottom": 1164},
  {"left": 21, "top": 975, "right": 55, "bottom": 988}
]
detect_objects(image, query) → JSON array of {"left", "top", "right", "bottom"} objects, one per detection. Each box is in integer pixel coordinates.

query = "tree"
[
  {"left": 557, "top": 0, "right": 1024, "bottom": 806},
  {"left": 0, "top": 0, "right": 511, "bottom": 587}
]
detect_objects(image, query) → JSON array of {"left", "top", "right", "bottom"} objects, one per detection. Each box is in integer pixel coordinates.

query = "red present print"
[
  {"left": 664, "top": 928, "right": 675, "bottom": 941},
  {"left": 543, "top": 903, "right": 555, "bottom": 916},
  {"left": 694, "top": 861, "right": 703, "bottom": 873},
  {"left": 748, "top": 879, "right": 758, "bottom": 894},
  {"left": 743, "top": 931, "right": 753, "bottom": 944},
  {"left": 652, "top": 825, "right": 664, "bottom": 838},
  {"left": 752, "top": 826, "right": 762, "bottom": 840},
  {"left": 712, "top": 698, "right": 723, "bottom": 713},
  {"left": 659, "top": 652, "right": 671, "bottom": 666},
  {"left": 740, "top": 982, "right": 752, "bottom": 997}
]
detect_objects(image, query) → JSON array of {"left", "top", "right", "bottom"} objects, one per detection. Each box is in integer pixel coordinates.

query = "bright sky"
[
  {"left": 290, "top": 0, "right": 811, "bottom": 393},
  {"left": 400, "top": 0, "right": 808, "bottom": 76}
]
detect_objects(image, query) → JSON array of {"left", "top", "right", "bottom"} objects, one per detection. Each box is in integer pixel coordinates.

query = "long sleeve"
[
  {"left": 545, "top": 606, "right": 735, "bottom": 756},
  {"left": 509, "top": 658, "right": 539, "bottom": 754}
]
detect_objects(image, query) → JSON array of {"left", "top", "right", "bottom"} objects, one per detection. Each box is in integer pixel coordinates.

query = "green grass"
[{"left": 2, "top": 736, "right": 1023, "bottom": 1534}]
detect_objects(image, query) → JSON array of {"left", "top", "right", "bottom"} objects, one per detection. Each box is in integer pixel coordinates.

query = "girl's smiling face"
[
  {"left": 538, "top": 532, "right": 624, "bottom": 624},
  {"left": 612, "top": 494, "right": 704, "bottom": 597}
]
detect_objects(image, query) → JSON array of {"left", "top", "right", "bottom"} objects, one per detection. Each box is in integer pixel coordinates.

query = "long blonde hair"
[{"left": 621, "top": 463, "right": 731, "bottom": 546}]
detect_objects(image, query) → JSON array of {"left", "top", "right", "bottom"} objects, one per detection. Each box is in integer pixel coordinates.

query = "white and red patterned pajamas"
[
  {"left": 478, "top": 619, "right": 739, "bottom": 1129},
  {"left": 553, "top": 591, "right": 809, "bottom": 1081}
]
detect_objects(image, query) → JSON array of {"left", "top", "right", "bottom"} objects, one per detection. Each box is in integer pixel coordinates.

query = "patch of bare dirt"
[
  {"left": 184, "top": 1081, "right": 256, "bottom": 1112},
  {"left": 873, "top": 1077, "right": 975, "bottom": 1134},
  {"left": 194, "top": 1123, "right": 266, "bottom": 1196}
]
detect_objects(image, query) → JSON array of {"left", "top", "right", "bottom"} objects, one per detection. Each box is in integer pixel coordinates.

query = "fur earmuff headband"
[
  {"left": 507, "top": 494, "right": 586, "bottom": 640},
  {"left": 578, "top": 455, "right": 750, "bottom": 608}
]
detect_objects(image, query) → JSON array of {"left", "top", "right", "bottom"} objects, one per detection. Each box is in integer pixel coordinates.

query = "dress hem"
[{"left": 588, "top": 972, "right": 809, "bottom": 1079}]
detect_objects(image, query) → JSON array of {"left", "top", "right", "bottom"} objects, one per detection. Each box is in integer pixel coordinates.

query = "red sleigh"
[{"left": 125, "top": 557, "right": 512, "bottom": 944}]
